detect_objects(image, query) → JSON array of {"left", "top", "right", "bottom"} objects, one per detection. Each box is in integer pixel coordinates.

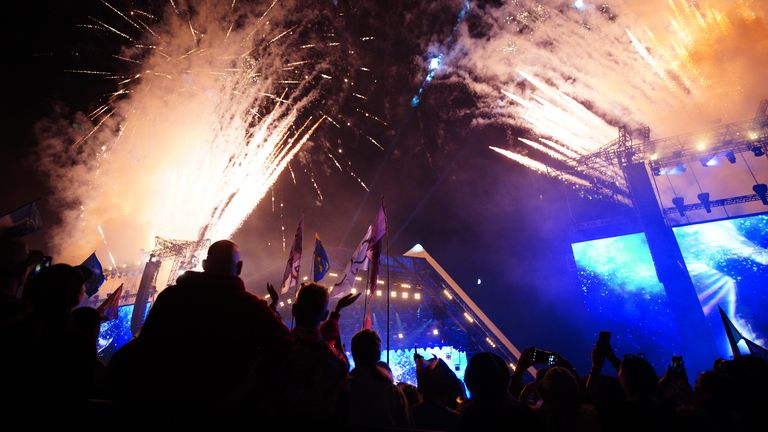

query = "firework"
[
  {"left": 452, "top": 0, "right": 767, "bottom": 196},
  {"left": 36, "top": 1, "right": 374, "bottom": 265}
]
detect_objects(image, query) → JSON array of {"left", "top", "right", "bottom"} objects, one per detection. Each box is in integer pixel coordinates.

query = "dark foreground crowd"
[{"left": 1, "top": 237, "right": 767, "bottom": 431}]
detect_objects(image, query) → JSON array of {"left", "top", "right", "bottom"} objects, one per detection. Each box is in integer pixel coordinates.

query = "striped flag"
[
  {"left": 0, "top": 201, "right": 43, "bottom": 240},
  {"left": 280, "top": 217, "right": 303, "bottom": 294},
  {"left": 332, "top": 224, "right": 371, "bottom": 293},
  {"left": 98, "top": 284, "right": 123, "bottom": 321},
  {"left": 366, "top": 204, "right": 387, "bottom": 291}
]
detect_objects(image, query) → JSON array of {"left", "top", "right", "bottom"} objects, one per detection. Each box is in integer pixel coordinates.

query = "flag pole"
[{"left": 386, "top": 213, "right": 391, "bottom": 365}]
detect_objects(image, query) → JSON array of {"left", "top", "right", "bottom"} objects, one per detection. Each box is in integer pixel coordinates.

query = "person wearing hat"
[{"left": 3, "top": 263, "right": 95, "bottom": 406}]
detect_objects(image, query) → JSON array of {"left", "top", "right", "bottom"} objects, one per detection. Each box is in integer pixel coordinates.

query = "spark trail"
[
  {"left": 451, "top": 0, "right": 768, "bottom": 197},
  {"left": 36, "top": 1, "right": 369, "bottom": 265}
]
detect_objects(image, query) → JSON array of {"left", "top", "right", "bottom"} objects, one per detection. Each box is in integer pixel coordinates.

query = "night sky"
[{"left": 1, "top": 0, "right": 636, "bottom": 368}]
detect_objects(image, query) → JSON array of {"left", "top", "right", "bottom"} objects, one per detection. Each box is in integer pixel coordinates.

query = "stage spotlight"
[
  {"left": 697, "top": 192, "right": 712, "bottom": 213},
  {"left": 754, "top": 183, "right": 768, "bottom": 205},
  {"left": 725, "top": 151, "right": 736, "bottom": 164},
  {"left": 675, "top": 163, "right": 686, "bottom": 173},
  {"left": 651, "top": 164, "right": 662, "bottom": 176},
  {"left": 699, "top": 156, "right": 717, "bottom": 167},
  {"left": 672, "top": 196, "right": 686, "bottom": 217},
  {"left": 750, "top": 145, "right": 765, "bottom": 157}
]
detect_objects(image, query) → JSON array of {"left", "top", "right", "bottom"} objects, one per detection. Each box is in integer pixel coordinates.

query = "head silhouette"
[
  {"left": 417, "top": 357, "right": 465, "bottom": 405},
  {"left": 202, "top": 240, "right": 242, "bottom": 276},
  {"left": 26, "top": 264, "right": 85, "bottom": 312},
  {"left": 619, "top": 355, "right": 659, "bottom": 400},
  {"left": 351, "top": 329, "right": 382, "bottom": 367},
  {"left": 292, "top": 282, "right": 329, "bottom": 328},
  {"left": 539, "top": 366, "right": 581, "bottom": 413},
  {"left": 464, "top": 352, "right": 510, "bottom": 399}
]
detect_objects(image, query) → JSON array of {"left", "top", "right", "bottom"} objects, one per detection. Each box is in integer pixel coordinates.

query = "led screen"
[
  {"left": 571, "top": 233, "right": 682, "bottom": 371},
  {"left": 673, "top": 214, "right": 768, "bottom": 357},
  {"left": 348, "top": 346, "right": 468, "bottom": 388},
  {"left": 98, "top": 303, "right": 150, "bottom": 362}
]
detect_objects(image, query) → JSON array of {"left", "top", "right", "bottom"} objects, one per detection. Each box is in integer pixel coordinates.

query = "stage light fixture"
[
  {"left": 675, "top": 163, "right": 686, "bottom": 173},
  {"left": 650, "top": 162, "right": 662, "bottom": 176},
  {"left": 754, "top": 183, "right": 768, "bottom": 205},
  {"left": 672, "top": 196, "right": 686, "bottom": 217},
  {"left": 725, "top": 151, "right": 736, "bottom": 164},
  {"left": 697, "top": 192, "right": 712, "bottom": 213},
  {"left": 699, "top": 156, "right": 716, "bottom": 167},
  {"left": 750, "top": 145, "right": 765, "bottom": 157}
]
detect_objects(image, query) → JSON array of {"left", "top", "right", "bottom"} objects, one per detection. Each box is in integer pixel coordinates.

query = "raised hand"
[
  {"left": 335, "top": 292, "right": 362, "bottom": 313},
  {"left": 266, "top": 283, "right": 278, "bottom": 311}
]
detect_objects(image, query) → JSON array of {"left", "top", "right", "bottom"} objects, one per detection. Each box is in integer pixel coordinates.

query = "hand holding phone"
[
  {"left": 414, "top": 345, "right": 424, "bottom": 362},
  {"left": 671, "top": 355, "right": 684, "bottom": 373},
  {"left": 598, "top": 331, "right": 611, "bottom": 348},
  {"left": 33, "top": 256, "right": 52, "bottom": 275},
  {"left": 532, "top": 348, "right": 557, "bottom": 366}
]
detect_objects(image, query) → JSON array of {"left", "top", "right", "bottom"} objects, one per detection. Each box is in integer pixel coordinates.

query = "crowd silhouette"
[{"left": 2, "top": 236, "right": 767, "bottom": 430}]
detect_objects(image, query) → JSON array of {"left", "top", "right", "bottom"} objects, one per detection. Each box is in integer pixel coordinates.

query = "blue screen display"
[
  {"left": 571, "top": 233, "right": 682, "bottom": 371},
  {"left": 98, "top": 303, "right": 150, "bottom": 362},
  {"left": 348, "top": 345, "right": 468, "bottom": 387},
  {"left": 673, "top": 214, "right": 768, "bottom": 357}
]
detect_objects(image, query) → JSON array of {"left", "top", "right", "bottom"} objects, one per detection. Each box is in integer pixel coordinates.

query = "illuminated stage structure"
[
  {"left": 91, "top": 236, "right": 209, "bottom": 339},
  {"left": 97, "top": 243, "right": 527, "bottom": 385},
  {"left": 568, "top": 101, "right": 768, "bottom": 376},
  {"left": 281, "top": 244, "right": 527, "bottom": 385}
]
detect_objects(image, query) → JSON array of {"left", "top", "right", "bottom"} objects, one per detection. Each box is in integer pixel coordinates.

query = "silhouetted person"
[
  {"left": 615, "top": 355, "right": 673, "bottom": 432},
  {"left": 107, "top": 240, "right": 291, "bottom": 413},
  {"left": 347, "top": 329, "right": 411, "bottom": 428},
  {"left": 713, "top": 355, "right": 768, "bottom": 429},
  {"left": 677, "top": 370, "right": 742, "bottom": 431},
  {"left": 250, "top": 282, "right": 349, "bottom": 423},
  {"left": 413, "top": 355, "right": 464, "bottom": 431},
  {"left": 72, "top": 306, "right": 108, "bottom": 399},
  {"left": 5, "top": 264, "right": 94, "bottom": 406},
  {"left": 0, "top": 239, "right": 39, "bottom": 360},
  {"left": 459, "top": 352, "right": 536, "bottom": 431},
  {"left": 537, "top": 366, "right": 600, "bottom": 432}
]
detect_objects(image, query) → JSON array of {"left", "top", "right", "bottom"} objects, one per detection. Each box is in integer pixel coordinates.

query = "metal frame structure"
[
  {"left": 152, "top": 236, "right": 211, "bottom": 288},
  {"left": 575, "top": 100, "right": 768, "bottom": 217}
]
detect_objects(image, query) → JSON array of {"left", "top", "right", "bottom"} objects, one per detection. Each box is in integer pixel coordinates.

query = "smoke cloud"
[
  {"left": 35, "top": 1, "right": 358, "bottom": 266},
  {"left": 450, "top": 0, "right": 768, "bottom": 143}
]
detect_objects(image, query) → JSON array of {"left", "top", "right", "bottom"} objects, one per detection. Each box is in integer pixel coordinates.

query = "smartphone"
[
  {"left": 34, "top": 256, "right": 52, "bottom": 275},
  {"left": 532, "top": 348, "right": 556, "bottom": 365},
  {"left": 671, "top": 355, "right": 684, "bottom": 372},
  {"left": 598, "top": 331, "right": 611, "bottom": 346}
]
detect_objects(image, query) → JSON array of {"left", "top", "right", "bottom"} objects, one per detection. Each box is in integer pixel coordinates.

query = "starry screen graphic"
[
  {"left": 347, "top": 346, "right": 469, "bottom": 389},
  {"left": 97, "top": 303, "right": 150, "bottom": 362},
  {"left": 673, "top": 213, "right": 768, "bottom": 357},
  {"left": 571, "top": 233, "right": 682, "bottom": 371}
]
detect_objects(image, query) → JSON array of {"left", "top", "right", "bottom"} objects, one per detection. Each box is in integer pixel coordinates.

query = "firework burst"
[
  {"left": 36, "top": 0, "right": 380, "bottom": 265},
  {"left": 450, "top": 0, "right": 768, "bottom": 197}
]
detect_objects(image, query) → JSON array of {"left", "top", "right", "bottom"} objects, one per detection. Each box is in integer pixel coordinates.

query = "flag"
[
  {"left": 719, "top": 306, "right": 768, "bottom": 360},
  {"left": 313, "top": 233, "right": 330, "bottom": 282},
  {"left": 366, "top": 204, "right": 387, "bottom": 290},
  {"left": 280, "top": 218, "right": 303, "bottom": 294},
  {"left": 97, "top": 284, "right": 123, "bottom": 321},
  {"left": 80, "top": 252, "right": 106, "bottom": 298},
  {"left": 0, "top": 201, "right": 43, "bottom": 240},
  {"left": 332, "top": 224, "right": 372, "bottom": 293}
]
